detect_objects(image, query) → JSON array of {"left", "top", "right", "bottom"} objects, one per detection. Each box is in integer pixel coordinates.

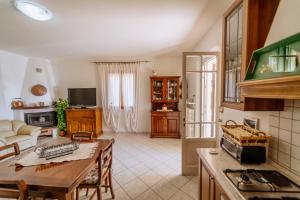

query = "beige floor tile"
[
  {"left": 167, "top": 175, "right": 190, "bottom": 188},
  {"left": 181, "top": 180, "right": 198, "bottom": 200},
  {"left": 112, "top": 162, "right": 127, "bottom": 175},
  {"left": 114, "top": 169, "right": 136, "bottom": 186},
  {"left": 151, "top": 179, "right": 179, "bottom": 200},
  {"left": 135, "top": 189, "right": 162, "bottom": 200},
  {"left": 190, "top": 176, "right": 199, "bottom": 183},
  {"left": 129, "top": 163, "right": 150, "bottom": 176},
  {"left": 169, "top": 190, "right": 194, "bottom": 200},
  {"left": 122, "top": 178, "right": 149, "bottom": 199},
  {"left": 113, "top": 188, "right": 131, "bottom": 200},
  {"left": 139, "top": 170, "right": 163, "bottom": 187}
]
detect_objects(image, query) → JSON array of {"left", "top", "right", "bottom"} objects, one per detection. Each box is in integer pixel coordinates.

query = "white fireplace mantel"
[{"left": 13, "top": 107, "right": 56, "bottom": 121}]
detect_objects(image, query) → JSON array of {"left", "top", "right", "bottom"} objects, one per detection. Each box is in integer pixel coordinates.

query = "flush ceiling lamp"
[{"left": 14, "top": 0, "right": 53, "bottom": 21}]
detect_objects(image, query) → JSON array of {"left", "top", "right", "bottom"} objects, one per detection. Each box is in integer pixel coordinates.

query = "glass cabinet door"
[
  {"left": 167, "top": 79, "right": 178, "bottom": 101},
  {"left": 223, "top": 3, "right": 243, "bottom": 103},
  {"left": 152, "top": 79, "right": 163, "bottom": 101}
]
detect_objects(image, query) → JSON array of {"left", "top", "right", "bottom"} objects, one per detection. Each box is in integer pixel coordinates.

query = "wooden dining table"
[{"left": 0, "top": 138, "right": 111, "bottom": 200}]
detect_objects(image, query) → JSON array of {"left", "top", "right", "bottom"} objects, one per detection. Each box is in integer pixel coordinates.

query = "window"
[{"left": 108, "top": 73, "right": 135, "bottom": 108}]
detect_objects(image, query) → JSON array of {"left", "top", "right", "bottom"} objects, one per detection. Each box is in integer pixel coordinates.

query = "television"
[{"left": 68, "top": 88, "right": 96, "bottom": 107}]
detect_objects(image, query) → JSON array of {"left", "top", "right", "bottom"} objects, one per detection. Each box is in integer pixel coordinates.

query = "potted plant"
[{"left": 54, "top": 98, "right": 69, "bottom": 136}]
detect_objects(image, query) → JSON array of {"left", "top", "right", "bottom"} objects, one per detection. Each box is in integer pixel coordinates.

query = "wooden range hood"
[
  {"left": 239, "top": 75, "right": 300, "bottom": 99},
  {"left": 239, "top": 32, "right": 300, "bottom": 100}
]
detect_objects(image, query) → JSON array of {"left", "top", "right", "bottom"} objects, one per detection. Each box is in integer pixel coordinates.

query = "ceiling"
[{"left": 0, "top": 0, "right": 230, "bottom": 60}]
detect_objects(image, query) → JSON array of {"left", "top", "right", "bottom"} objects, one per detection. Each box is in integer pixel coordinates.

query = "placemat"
[{"left": 15, "top": 142, "right": 98, "bottom": 167}]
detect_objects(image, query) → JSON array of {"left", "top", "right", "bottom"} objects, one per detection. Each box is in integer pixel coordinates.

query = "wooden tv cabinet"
[{"left": 65, "top": 107, "right": 102, "bottom": 137}]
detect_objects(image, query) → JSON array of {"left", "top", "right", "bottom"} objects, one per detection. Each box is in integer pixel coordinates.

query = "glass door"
[
  {"left": 167, "top": 79, "right": 178, "bottom": 101},
  {"left": 182, "top": 52, "right": 218, "bottom": 175},
  {"left": 152, "top": 79, "right": 164, "bottom": 101}
]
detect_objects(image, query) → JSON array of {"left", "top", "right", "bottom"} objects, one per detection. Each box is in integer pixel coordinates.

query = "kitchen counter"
[{"left": 197, "top": 148, "right": 300, "bottom": 200}]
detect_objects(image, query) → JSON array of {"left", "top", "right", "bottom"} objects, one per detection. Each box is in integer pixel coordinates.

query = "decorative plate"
[{"left": 31, "top": 84, "right": 47, "bottom": 96}]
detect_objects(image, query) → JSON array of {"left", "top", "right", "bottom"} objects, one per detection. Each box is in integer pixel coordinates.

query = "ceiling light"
[{"left": 14, "top": 0, "right": 53, "bottom": 21}]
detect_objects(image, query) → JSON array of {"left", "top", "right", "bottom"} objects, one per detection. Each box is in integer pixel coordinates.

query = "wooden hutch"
[{"left": 150, "top": 76, "right": 180, "bottom": 138}]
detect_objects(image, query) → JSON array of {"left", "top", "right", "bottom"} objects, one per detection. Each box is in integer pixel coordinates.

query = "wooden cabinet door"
[
  {"left": 215, "top": 181, "right": 230, "bottom": 200},
  {"left": 201, "top": 164, "right": 210, "bottom": 200},
  {"left": 79, "top": 119, "right": 95, "bottom": 132},
  {"left": 67, "top": 120, "right": 80, "bottom": 133},
  {"left": 209, "top": 177, "right": 215, "bottom": 200},
  {"left": 166, "top": 117, "right": 179, "bottom": 135},
  {"left": 151, "top": 116, "right": 165, "bottom": 136}
]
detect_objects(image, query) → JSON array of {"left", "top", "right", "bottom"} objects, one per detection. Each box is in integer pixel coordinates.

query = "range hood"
[{"left": 239, "top": 32, "right": 300, "bottom": 99}]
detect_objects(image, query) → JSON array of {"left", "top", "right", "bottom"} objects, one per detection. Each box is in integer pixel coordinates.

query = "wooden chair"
[
  {"left": 76, "top": 139, "right": 115, "bottom": 200},
  {"left": 0, "top": 143, "right": 28, "bottom": 200},
  {"left": 71, "top": 132, "right": 93, "bottom": 141},
  {"left": 0, "top": 180, "right": 28, "bottom": 200},
  {"left": 0, "top": 142, "right": 20, "bottom": 161}
]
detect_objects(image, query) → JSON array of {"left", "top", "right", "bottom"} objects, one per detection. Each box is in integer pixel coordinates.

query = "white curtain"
[{"left": 97, "top": 63, "right": 140, "bottom": 132}]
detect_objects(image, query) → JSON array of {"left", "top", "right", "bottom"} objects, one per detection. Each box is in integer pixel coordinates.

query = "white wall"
[
  {"left": 265, "top": 0, "right": 300, "bottom": 45},
  {"left": 0, "top": 50, "right": 56, "bottom": 119},
  {"left": 192, "top": 0, "right": 300, "bottom": 133},
  {"left": 53, "top": 56, "right": 182, "bottom": 133}
]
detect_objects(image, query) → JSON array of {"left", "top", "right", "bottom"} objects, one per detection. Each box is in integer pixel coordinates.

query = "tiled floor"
[{"left": 78, "top": 132, "right": 198, "bottom": 200}]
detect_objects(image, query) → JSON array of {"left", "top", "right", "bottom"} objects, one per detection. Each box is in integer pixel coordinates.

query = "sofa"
[{"left": 0, "top": 120, "right": 41, "bottom": 150}]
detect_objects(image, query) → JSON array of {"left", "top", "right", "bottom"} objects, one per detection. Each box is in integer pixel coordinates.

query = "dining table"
[{"left": 0, "top": 138, "right": 111, "bottom": 200}]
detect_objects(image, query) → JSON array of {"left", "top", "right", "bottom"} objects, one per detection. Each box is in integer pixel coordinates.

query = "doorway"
[{"left": 181, "top": 52, "right": 219, "bottom": 175}]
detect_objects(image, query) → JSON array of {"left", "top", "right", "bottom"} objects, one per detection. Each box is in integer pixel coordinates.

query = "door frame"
[{"left": 181, "top": 52, "right": 220, "bottom": 175}]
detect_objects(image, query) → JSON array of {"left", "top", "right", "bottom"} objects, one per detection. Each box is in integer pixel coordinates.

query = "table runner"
[{"left": 15, "top": 142, "right": 98, "bottom": 167}]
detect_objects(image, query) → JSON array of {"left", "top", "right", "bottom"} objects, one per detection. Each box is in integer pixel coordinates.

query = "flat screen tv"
[{"left": 68, "top": 88, "right": 96, "bottom": 107}]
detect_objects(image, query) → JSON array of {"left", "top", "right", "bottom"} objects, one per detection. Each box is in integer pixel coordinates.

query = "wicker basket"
[{"left": 221, "top": 120, "right": 270, "bottom": 147}]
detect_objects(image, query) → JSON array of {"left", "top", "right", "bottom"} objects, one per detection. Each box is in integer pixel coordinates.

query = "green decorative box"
[{"left": 245, "top": 32, "right": 300, "bottom": 81}]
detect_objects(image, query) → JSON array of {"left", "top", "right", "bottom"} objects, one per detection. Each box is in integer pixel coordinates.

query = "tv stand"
[{"left": 65, "top": 107, "right": 102, "bottom": 137}]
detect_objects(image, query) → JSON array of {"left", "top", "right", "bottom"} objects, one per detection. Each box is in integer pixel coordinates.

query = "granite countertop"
[{"left": 197, "top": 148, "right": 300, "bottom": 200}]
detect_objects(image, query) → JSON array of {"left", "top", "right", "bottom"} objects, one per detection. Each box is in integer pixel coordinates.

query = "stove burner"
[
  {"left": 237, "top": 174, "right": 253, "bottom": 185},
  {"left": 224, "top": 169, "right": 300, "bottom": 193},
  {"left": 246, "top": 169, "right": 269, "bottom": 183},
  {"left": 261, "top": 171, "right": 292, "bottom": 187},
  {"left": 241, "top": 174, "right": 250, "bottom": 182}
]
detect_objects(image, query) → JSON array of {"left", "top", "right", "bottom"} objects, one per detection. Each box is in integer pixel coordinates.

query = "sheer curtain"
[{"left": 97, "top": 63, "right": 140, "bottom": 132}]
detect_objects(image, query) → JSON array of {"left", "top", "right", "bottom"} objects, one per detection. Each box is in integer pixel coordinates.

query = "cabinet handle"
[{"left": 209, "top": 177, "right": 214, "bottom": 181}]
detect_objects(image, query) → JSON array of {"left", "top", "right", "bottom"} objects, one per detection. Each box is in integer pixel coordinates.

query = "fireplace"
[
  {"left": 12, "top": 107, "right": 57, "bottom": 128},
  {"left": 24, "top": 111, "right": 57, "bottom": 127}
]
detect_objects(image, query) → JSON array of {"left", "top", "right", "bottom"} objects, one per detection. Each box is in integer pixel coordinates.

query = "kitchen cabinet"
[
  {"left": 150, "top": 76, "right": 181, "bottom": 138},
  {"left": 199, "top": 160, "right": 230, "bottom": 200},
  {"left": 221, "top": 0, "right": 283, "bottom": 111}
]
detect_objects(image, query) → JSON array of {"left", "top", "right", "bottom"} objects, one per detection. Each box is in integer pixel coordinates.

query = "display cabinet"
[
  {"left": 221, "top": 0, "right": 283, "bottom": 111},
  {"left": 150, "top": 76, "right": 180, "bottom": 138}
]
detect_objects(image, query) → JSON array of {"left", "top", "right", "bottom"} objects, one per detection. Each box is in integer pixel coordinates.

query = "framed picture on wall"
[{"left": 243, "top": 117, "right": 259, "bottom": 129}]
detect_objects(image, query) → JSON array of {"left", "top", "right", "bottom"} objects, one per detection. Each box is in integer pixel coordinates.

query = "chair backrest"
[
  {"left": 0, "top": 143, "right": 20, "bottom": 161},
  {"left": 97, "top": 139, "right": 114, "bottom": 185},
  {"left": 0, "top": 180, "right": 28, "bottom": 200},
  {"left": 71, "top": 132, "right": 93, "bottom": 141}
]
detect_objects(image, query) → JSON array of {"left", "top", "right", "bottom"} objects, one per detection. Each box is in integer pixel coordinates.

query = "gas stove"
[{"left": 224, "top": 169, "right": 300, "bottom": 193}]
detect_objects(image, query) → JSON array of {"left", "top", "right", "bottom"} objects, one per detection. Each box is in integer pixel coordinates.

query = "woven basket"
[{"left": 221, "top": 120, "right": 270, "bottom": 147}]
